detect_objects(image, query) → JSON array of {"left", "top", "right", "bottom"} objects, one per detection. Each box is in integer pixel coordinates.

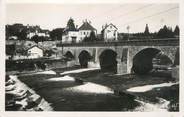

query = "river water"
[
  {"left": 18, "top": 72, "right": 139, "bottom": 111},
  {"left": 15, "top": 67, "right": 177, "bottom": 111}
]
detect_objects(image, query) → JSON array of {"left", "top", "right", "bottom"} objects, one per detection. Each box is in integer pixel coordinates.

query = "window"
[{"left": 84, "top": 32, "right": 85, "bottom": 35}]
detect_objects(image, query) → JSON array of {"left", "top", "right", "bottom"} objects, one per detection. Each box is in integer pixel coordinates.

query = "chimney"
[{"left": 76, "top": 25, "right": 78, "bottom": 29}]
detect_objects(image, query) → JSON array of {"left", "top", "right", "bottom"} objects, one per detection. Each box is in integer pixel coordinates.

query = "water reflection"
[
  {"left": 60, "top": 68, "right": 100, "bottom": 75},
  {"left": 47, "top": 75, "right": 75, "bottom": 82},
  {"left": 127, "top": 82, "right": 178, "bottom": 92},
  {"left": 63, "top": 82, "right": 114, "bottom": 94}
]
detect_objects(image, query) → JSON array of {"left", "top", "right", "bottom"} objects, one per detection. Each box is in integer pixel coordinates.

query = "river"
[{"left": 7, "top": 66, "right": 178, "bottom": 111}]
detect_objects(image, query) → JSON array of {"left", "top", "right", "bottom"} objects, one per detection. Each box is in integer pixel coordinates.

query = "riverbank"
[{"left": 5, "top": 75, "right": 53, "bottom": 111}]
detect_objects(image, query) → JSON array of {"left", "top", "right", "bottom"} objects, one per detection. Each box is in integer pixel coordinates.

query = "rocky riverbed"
[{"left": 5, "top": 75, "right": 53, "bottom": 111}]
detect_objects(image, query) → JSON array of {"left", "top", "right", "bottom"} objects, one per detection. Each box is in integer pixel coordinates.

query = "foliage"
[
  {"left": 6, "top": 44, "right": 15, "bottom": 56},
  {"left": 6, "top": 24, "right": 27, "bottom": 40},
  {"left": 31, "top": 35, "right": 39, "bottom": 43},
  {"left": 50, "top": 28, "right": 64, "bottom": 41},
  {"left": 157, "top": 25, "right": 174, "bottom": 38},
  {"left": 83, "top": 31, "right": 97, "bottom": 42},
  {"left": 174, "top": 25, "right": 179, "bottom": 36},
  {"left": 31, "top": 35, "right": 48, "bottom": 43},
  {"left": 67, "top": 18, "right": 76, "bottom": 30},
  {"left": 44, "top": 49, "right": 55, "bottom": 57},
  {"left": 144, "top": 24, "right": 150, "bottom": 36}
]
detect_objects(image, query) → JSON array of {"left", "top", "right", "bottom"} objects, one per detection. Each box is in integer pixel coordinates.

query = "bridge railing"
[{"left": 57, "top": 38, "right": 179, "bottom": 47}]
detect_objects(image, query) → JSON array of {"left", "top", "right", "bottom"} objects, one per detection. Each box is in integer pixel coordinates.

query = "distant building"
[
  {"left": 13, "top": 44, "right": 44, "bottom": 60},
  {"left": 62, "top": 25, "right": 79, "bottom": 43},
  {"left": 26, "top": 25, "right": 50, "bottom": 39},
  {"left": 26, "top": 45, "right": 44, "bottom": 59},
  {"left": 101, "top": 23, "right": 118, "bottom": 42},
  {"left": 78, "top": 20, "right": 97, "bottom": 42}
]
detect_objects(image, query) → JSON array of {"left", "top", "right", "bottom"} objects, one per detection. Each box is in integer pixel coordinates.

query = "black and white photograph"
[{"left": 5, "top": 1, "right": 180, "bottom": 112}]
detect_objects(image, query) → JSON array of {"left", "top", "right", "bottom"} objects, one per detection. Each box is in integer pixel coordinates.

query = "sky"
[{"left": 6, "top": 3, "right": 179, "bottom": 33}]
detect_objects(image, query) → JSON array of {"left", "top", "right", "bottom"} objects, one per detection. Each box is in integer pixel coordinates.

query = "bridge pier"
[
  {"left": 117, "top": 58, "right": 131, "bottom": 75},
  {"left": 94, "top": 48, "right": 98, "bottom": 63},
  {"left": 127, "top": 49, "right": 132, "bottom": 74}
]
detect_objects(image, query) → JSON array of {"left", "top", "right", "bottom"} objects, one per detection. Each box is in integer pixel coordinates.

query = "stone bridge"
[{"left": 57, "top": 38, "right": 179, "bottom": 74}]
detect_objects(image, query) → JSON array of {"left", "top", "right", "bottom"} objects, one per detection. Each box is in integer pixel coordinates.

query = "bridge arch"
[
  {"left": 64, "top": 51, "right": 75, "bottom": 60},
  {"left": 78, "top": 50, "right": 92, "bottom": 68},
  {"left": 99, "top": 49, "right": 117, "bottom": 73},
  {"left": 132, "top": 48, "right": 173, "bottom": 74}
]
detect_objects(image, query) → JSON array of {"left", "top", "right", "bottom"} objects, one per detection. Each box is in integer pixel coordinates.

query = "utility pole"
[{"left": 127, "top": 25, "right": 130, "bottom": 41}]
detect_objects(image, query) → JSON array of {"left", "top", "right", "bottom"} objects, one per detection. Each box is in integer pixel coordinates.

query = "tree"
[
  {"left": 38, "top": 36, "right": 46, "bottom": 42},
  {"left": 50, "top": 28, "right": 64, "bottom": 41},
  {"left": 83, "top": 31, "right": 97, "bottom": 42},
  {"left": 157, "top": 25, "right": 174, "bottom": 38},
  {"left": 31, "top": 35, "right": 39, "bottom": 43},
  {"left": 174, "top": 25, "right": 179, "bottom": 36},
  {"left": 6, "top": 24, "right": 27, "bottom": 40},
  {"left": 144, "top": 24, "right": 150, "bottom": 36},
  {"left": 89, "top": 31, "right": 96, "bottom": 41},
  {"left": 83, "top": 36, "right": 90, "bottom": 42},
  {"left": 44, "top": 49, "right": 54, "bottom": 57},
  {"left": 67, "top": 18, "right": 76, "bottom": 30},
  {"left": 17, "top": 27, "right": 28, "bottom": 40}
]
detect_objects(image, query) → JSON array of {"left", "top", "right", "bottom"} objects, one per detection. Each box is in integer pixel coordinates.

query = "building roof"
[
  {"left": 26, "top": 45, "right": 44, "bottom": 51},
  {"left": 102, "top": 23, "right": 118, "bottom": 32},
  {"left": 63, "top": 26, "right": 78, "bottom": 34},
  {"left": 78, "top": 21, "right": 96, "bottom": 31},
  {"left": 15, "top": 44, "right": 45, "bottom": 55}
]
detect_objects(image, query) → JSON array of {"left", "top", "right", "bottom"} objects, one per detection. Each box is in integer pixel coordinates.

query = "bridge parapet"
[{"left": 57, "top": 38, "right": 179, "bottom": 47}]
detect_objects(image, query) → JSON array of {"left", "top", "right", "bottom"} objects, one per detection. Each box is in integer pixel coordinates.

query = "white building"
[
  {"left": 62, "top": 30, "right": 79, "bottom": 43},
  {"left": 101, "top": 23, "right": 118, "bottom": 42},
  {"left": 26, "top": 45, "right": 44, "bottom": 59},
  {"left": 78, "top": 20, "right": 97, "bottom": 42},
  {"left": 26, "top": 25, "right": 50, "bottom": 39}
]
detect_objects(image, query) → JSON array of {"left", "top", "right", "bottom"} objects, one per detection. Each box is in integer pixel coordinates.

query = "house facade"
[
  {"left": 62, "top": 23, "right": 80, "bottom": 43},
  {"left": 78, "top": 20, "right": 97, "bottom": 42},
  {"left": 12, "top": 45, "right": 44, "bottom": 60},
  {"left": 62, "top": 31, "right": 79, "bottom": 43},
  {"left": 26, "top": 46, "right": 44, "bottom": 59},
  {"left": 101, "top": 23, "right": 118, "bottom": 42}
]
